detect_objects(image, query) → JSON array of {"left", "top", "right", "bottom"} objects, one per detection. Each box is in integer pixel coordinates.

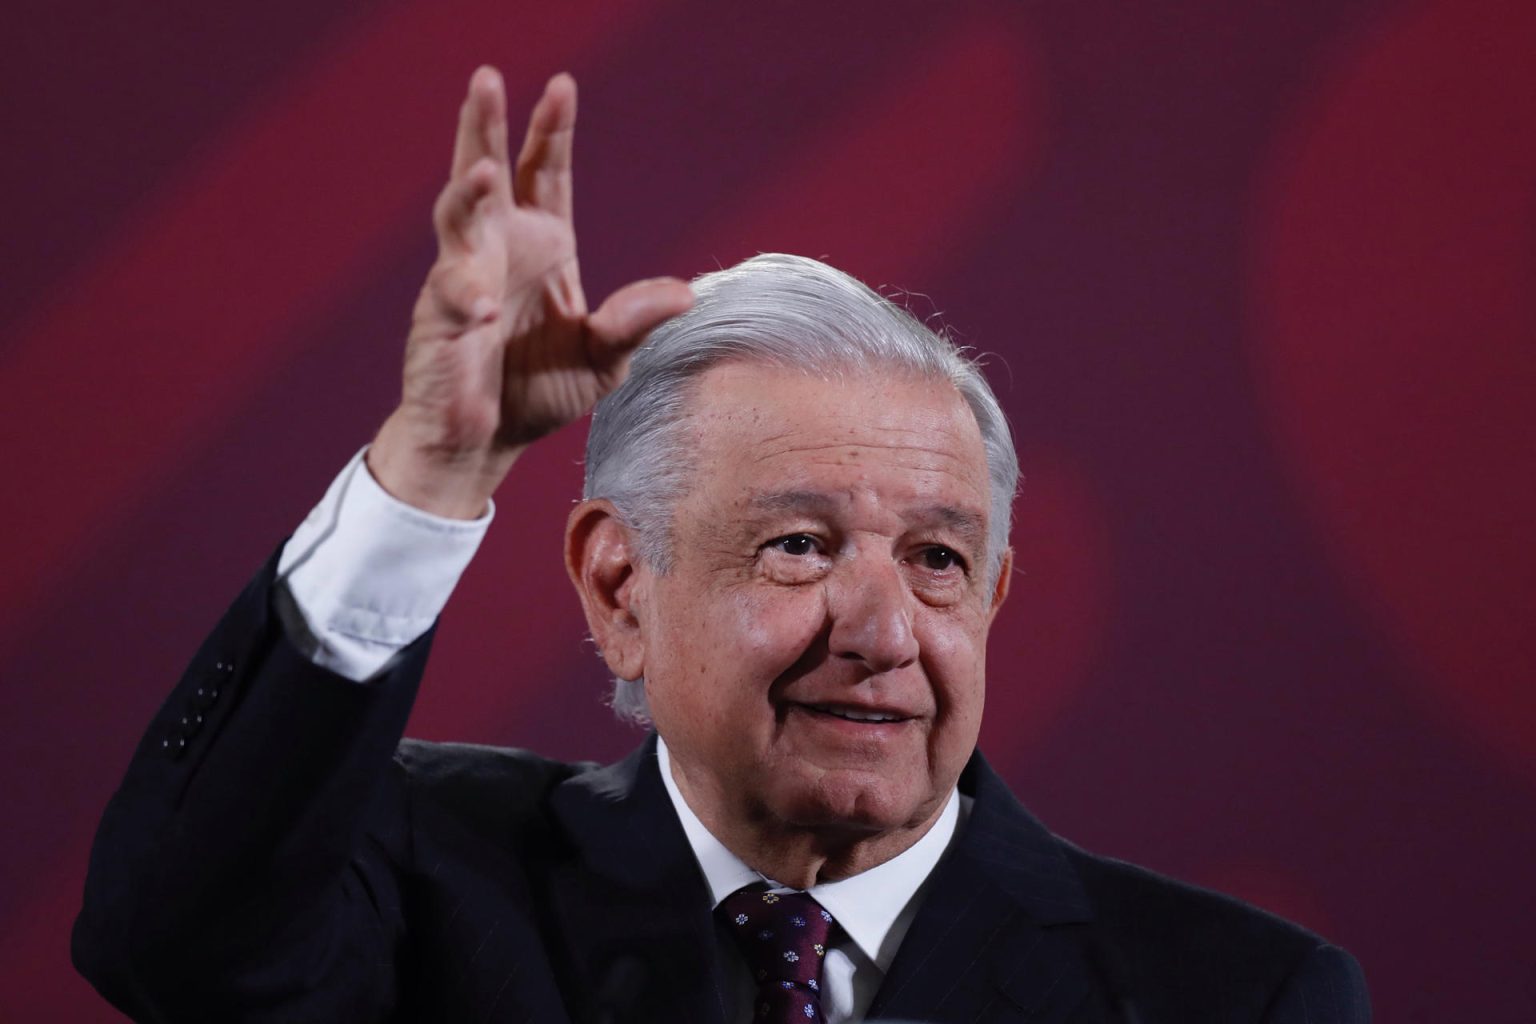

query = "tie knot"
[{"left": 718, "top": 886, "right": 837, "bottom": 1021}]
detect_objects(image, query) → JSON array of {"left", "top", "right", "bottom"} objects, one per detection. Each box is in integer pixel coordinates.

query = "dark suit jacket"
[{"left": 74, "top": 554, "right": 1370, "bottom": 1023}]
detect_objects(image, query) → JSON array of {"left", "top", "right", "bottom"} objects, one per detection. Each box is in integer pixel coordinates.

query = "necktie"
[{"left": 718, "top": 886, "right": 837, "bottom": 1023}]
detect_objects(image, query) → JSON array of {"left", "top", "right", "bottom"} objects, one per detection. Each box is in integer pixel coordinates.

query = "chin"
[{"left": 768, "top": 770, "right": 930, "bottom": 836}]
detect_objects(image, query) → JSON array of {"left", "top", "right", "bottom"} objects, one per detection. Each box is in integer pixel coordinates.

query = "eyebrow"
[
  {"left": 908, "top": 505, "right": 988, "bottom": 552},
  {"left": 744, "top": 491, "right": 987, "bottom": 548},
  {"left": 746, "top": 490, "right": 841, "bottom": 517}
]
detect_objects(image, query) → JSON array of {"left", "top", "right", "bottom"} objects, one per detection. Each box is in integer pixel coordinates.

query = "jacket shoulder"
[
  {"left": 1060, "top": 843, "right": 1368, "bottom": 1021},
  {"left": 1064, "top": 841, "right": 1323, "bottom": 954},
  {"left": 394, "top": 737, "right": 594, "bottom": 787},
  {"left": 391, "top": 739, "right": 598, "bottom": 845}
]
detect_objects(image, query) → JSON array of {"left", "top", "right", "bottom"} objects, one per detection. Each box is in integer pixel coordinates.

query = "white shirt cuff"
[{"left": 274, "top": 447, "right": 492, "bottom": 681}]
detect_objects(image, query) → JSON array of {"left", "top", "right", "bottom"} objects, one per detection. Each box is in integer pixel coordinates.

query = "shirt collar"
[{"left": 656, "top": 735, "right": 961, "bottom": 970}]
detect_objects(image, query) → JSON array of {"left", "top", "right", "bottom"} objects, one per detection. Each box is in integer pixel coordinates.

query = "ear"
[
  {"left": 565, "top": 499, "right": 648, "bottom": 681},
  {"left": 987, "top": 546, "right": 1013, "bottom": 624}
]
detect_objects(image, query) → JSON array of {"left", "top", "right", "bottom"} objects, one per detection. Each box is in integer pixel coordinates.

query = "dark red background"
[{"left": 4, "top": 1, "right": 1532, "bottom": 1019}]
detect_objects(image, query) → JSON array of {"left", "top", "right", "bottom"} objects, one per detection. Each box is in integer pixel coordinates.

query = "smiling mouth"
[{"left": 799, "top": 703, "right": 911, "bottom": 724}]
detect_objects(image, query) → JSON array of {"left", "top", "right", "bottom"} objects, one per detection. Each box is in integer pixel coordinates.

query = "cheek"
[
  {"left": 647, "top": 583, "right": 828, "bottom": 706},
  {"left": 722, "top": 586, "right": 829, "bottom": 669},
  {"left": 920, "top": 614, "right": 990, "bottom": 709}
]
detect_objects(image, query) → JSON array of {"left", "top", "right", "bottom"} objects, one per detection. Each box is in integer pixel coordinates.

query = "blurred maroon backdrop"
[{"left": 3, "top": 1, "right": 1533, "bottom": 1019}]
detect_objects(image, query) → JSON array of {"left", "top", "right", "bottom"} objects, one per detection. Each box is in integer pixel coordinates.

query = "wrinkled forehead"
[{"left": 676, "top": 359, "right": 990, "bottom": 500}]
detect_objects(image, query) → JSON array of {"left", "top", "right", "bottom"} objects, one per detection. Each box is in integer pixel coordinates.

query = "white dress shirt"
[
  {"left": 657, "top": 738, "right": 963, "bottom": 1024},
  {"left": 274, "top": 448, "right": 490, "bottom": 681},
  {"left": 275, "top": 450, "right": 968, "bottom": 1023}
]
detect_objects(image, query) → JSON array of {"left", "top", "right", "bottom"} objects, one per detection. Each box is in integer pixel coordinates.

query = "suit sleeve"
[
  {"left": 72, "top": 549, "right": 431, "bottom": 1022},
  {"left": 1262, "top": 942, "right": 1372, "bottom": 1024}
]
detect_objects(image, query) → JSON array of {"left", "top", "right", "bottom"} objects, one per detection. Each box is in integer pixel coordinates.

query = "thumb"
[{"left": 585, "top": 277, "right": 694, "bottom": 370}]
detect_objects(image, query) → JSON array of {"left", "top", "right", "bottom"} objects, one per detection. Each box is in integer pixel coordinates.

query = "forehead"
[{"left": 678, "top": 360, "right": 990, "bottom": 512}]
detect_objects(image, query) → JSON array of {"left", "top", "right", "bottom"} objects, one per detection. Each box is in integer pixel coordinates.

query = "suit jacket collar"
[
  {"left": 951, "top": 749, "right": 1093, "bottom": 924},
  {"left": 548, "top": 735, "right": 732, "bottom": 1024},
  {"left": 550, "top": 739, "right": 1098, "bottom": 1023},
  {"left": 868, "top": 751, "right": 1098, "bottom": 1022}
]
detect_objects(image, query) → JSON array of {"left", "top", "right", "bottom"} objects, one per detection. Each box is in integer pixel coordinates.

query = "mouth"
[{"left": 796, "top": 702, "right": 913, "bottom": 725}]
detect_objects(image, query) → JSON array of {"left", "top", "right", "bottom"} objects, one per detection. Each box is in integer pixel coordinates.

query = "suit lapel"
[
  {"left": 869, "top": 752, "right": 1098, "bottom": 1023},
  {"left": 543, "top": 743, "right": 1101, "bottom": 1024},
  {"left": 547, "top": 736, "right": 731, "bottom": 1024}
]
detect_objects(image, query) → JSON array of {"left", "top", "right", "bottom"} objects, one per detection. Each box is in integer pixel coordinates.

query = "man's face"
[{"left": 634, "top": 361, "right": 1008, "bottom": 844}]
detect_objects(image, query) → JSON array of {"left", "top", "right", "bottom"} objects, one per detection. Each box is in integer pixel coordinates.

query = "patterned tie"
[{"left": 718, "top": 886, "right": 838, "bottom": 1023}]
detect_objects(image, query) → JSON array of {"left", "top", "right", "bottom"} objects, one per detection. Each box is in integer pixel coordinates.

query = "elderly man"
[{"left": 74, "top": 69, "right": 1369, "bottom": 1023}]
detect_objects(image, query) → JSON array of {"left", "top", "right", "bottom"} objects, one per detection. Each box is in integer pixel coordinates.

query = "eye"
[
  {"left": 758, "top": 533, "right": 831, "bottom": 584},
  {"left": 768, "top": 533, "right": 819, "bottom": 557},
  {"left": 916, "top": 545, "right": 965, "bottom": 573}
]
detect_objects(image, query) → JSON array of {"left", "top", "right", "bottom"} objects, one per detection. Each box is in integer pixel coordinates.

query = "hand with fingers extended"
[{"left": 369, "top": 66, "right": 694, "bottom": 519}]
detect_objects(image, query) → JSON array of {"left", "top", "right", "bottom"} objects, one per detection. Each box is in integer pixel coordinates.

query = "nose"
[{"left": 827, "top": 555, "right": 919, "bottom": 673}]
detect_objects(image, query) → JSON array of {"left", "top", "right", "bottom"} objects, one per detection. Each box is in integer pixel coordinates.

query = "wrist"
[{"left": 368, "top": 412, "right": 523, "bottom": 519}]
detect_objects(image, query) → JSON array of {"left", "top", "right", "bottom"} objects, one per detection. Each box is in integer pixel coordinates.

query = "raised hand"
[{"left": 369, "top": 67, "right": 693, "bottom": 518}]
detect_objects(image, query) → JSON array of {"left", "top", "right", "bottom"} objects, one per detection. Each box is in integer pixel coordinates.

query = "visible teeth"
[{"left": 818, "top": 706, "right": 899, "bottom": 723}]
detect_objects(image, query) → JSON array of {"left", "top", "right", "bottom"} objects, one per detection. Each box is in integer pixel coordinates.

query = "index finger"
[{"left": 450, "top": 66, "right": 512, "bottom": 189}]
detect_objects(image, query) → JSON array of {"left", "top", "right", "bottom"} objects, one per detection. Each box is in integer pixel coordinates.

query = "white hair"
[{"left": 582, "top": 253, "right": 1018, "bottom": 722}]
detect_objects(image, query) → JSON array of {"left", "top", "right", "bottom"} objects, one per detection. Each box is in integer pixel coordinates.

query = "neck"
[{"left": 666, "top": 756, "right": 948, "bottom": 889}]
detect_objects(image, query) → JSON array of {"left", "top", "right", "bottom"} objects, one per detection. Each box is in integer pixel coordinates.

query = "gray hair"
[{"left": 583, "top": 253, "right": 1018, "bottom": 722}]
